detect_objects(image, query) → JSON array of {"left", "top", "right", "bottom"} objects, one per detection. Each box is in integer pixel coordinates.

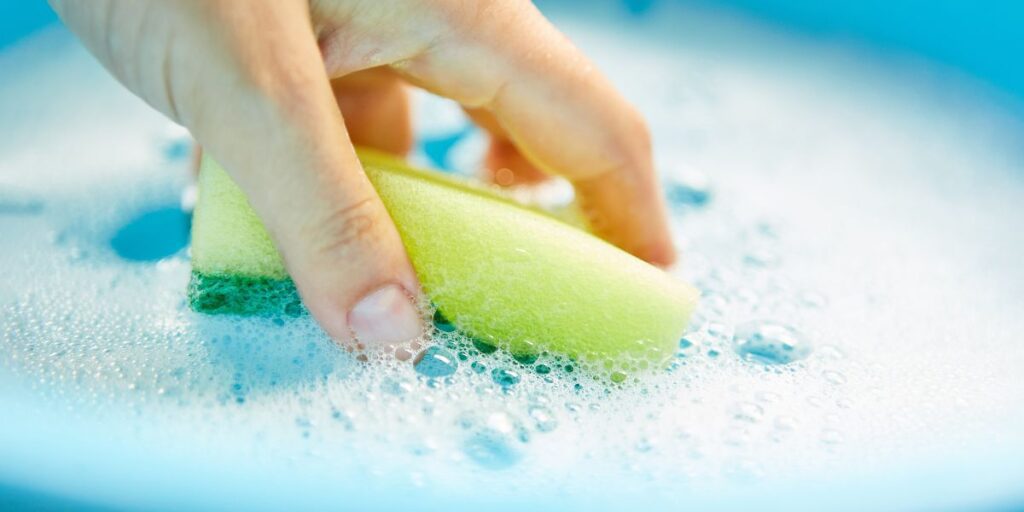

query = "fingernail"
[{"left": 349, "top": 284, "right": 423, "bottom": 345}]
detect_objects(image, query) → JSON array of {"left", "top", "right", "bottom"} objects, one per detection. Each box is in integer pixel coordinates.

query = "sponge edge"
[
  {"left": 191, "top": 154, "right": 286, "bottom": 280},
  {"left": 190, "top": 150, "right": 699, "bottom": 371}
]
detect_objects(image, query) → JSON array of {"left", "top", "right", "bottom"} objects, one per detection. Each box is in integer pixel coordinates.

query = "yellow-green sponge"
[{"left": 189, "top": 149, "right": 698, "bottom": 369}]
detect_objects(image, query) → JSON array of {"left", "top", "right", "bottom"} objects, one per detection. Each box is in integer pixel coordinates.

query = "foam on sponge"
[{"left": 189, "top": 150, "right": 698, "bottom": 370}]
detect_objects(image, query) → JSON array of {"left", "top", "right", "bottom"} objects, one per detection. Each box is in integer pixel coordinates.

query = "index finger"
[{"left": 392, "top": 1, "right": 676, "bottom": 266}]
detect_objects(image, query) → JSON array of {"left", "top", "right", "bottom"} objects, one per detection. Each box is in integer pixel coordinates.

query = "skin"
[{"left": 49, "top": 0, "right": 676, "bottom": 348}]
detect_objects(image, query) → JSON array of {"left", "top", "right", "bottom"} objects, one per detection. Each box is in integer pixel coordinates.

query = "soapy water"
[{"left": 2, "top": 2, "right": 1024, "bottom": 510}]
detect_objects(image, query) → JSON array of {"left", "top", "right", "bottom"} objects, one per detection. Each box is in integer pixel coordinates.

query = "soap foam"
[{"left": 1, "top": 2, "right": 1024, "bottom": 510}]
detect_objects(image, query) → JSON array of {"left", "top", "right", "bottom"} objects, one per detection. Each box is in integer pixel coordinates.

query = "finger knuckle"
[{"left": 308, "top": 196, "right": 379, "bottom": 261}]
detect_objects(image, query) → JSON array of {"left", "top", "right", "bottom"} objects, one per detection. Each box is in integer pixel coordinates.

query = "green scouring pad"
[{"left": 189, "top": 149, "right": 698, "bottom": 369}]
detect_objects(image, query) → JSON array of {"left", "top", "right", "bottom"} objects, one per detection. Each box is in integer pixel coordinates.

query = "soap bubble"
[
  {"left": 414, "top": 346, "right": 458, "bottom": 379},
  {"left": 491, "top": 368, "right": 522, "bottom": 388},
  {"left": 460, "top": 411, "right": 527, "bottom": 470},
  {"left": 732, "top": 320, "right": 812, "bottom": 364}
]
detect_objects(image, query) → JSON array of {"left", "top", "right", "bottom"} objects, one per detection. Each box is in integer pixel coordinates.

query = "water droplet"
[
  {"left": 461, "top": 411, "right": 526, "bottom": 470},
  {"left": 491, "top": 368, "right": 521, "bottom": 388},
  {"left": 732, "top": 320, "right": 812, "bottom": 364},
  {"left": 414, "top": 346, "right": 458, "bottom": 378}
]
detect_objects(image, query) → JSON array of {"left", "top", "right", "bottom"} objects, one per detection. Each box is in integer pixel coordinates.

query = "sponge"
[{"left": 189, "top": 149, "right": 698, "bottom": 370}]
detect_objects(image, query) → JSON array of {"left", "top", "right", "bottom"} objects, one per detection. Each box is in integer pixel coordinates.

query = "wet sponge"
[{"left": 189, "top": 150, "right": 698, "bottom": 369}]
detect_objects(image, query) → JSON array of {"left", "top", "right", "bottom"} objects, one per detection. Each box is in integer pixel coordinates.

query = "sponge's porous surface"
[{"left": 190, "top": 150, "right": 698, "bottom": 369}]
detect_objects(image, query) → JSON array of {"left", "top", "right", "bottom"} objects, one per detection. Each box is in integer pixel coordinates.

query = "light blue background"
[{"left": 5, "top": 0, "right": 1024, "bottom": 100}]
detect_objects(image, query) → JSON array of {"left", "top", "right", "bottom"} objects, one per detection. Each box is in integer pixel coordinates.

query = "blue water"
[
  {"left": 9, "top": 0, "right": 1024, "bottom": 101},
  {"left": 0, "top": 2, "right": 56, "bottom": 49},
  {"left": 109, "top": 207, "right": 191, "bottom": 261},
  {"left": 3, "top": 1, "right": 1024, "bottom": 511},
  {"left": 685, "top": 0, "right": 1024, "bottom": 102}
]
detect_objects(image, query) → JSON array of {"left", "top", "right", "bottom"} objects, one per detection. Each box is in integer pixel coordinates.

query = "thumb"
[
  {"left": 187, "top": 6, "right": 424, "bottom": 347},
  {"left": 214, "top": 110, "right": 423, "bottom": 349},
  {"left": 52, "top": 1, "right": 423, "bottom": 346}
]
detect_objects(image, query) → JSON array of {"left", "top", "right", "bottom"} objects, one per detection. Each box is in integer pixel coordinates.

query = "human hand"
[{"left": 50, "top": 0, "right": 676, "bottom": 348}]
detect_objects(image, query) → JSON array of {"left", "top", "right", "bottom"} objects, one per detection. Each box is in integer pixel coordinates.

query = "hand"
[{"left": 50, "top": 0, "right": 676, "bottom": 348}]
